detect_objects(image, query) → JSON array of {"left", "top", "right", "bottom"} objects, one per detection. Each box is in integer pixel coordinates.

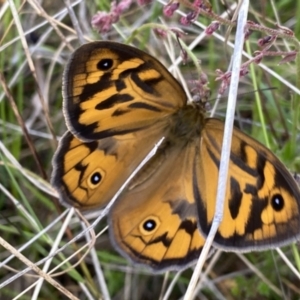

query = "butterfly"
[{"left": 51, "top": 41, "right": 300, "bottom": 271}]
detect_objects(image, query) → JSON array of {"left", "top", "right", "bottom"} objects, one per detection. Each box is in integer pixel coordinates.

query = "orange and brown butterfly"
[{"left": 51, "top": 41, "right": 300, "bottom": 271}]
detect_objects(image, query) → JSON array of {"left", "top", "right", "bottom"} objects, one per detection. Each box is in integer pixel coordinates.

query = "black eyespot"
[
  {"left": 271, "top": 194, "right": 284, "bottom": 211},
  {"left": 143, "top": 219, "right": 157, "bottom": 232},
  {"left": 90, "top": 172, "right": 102, "bottom": 185},
  {"left": 97, "top": 58, "right": 113, "bottom": 70}
]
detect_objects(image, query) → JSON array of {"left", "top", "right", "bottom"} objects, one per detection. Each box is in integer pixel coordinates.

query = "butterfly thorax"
[
  {"left": 127, "top": 104, "right": 205, "bottom": 190},
  {"left": 168, "top": 103, "right": 206, "bottom": 143}
]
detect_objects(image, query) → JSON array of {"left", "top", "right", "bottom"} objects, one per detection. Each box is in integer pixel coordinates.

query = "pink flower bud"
[
  {"left": 163, "top": 2, "right": 179, "bottom": 17},
  {"left": 205, "top": 21, "right": 219, "bottom": 35}
]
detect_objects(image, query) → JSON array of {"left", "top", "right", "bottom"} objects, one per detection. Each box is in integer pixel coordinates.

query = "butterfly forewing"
[
  {"left": 63, "top": 41, "right": 187, "bottom": 141},
  {"left": 195, "top": 118, "right": 300, "bottom": 250}
]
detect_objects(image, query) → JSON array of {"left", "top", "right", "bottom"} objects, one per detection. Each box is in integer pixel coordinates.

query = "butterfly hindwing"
[
  {"left": 109, "top": 136, "right": 206, "bottom": 271},
  {"left": 51, "top": 124, "right": 168, "bottom": 209}
]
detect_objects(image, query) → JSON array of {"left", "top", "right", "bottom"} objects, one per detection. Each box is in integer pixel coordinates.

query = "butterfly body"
[{"left": 52, "top": 41, "right": 300, "bottom": 271}]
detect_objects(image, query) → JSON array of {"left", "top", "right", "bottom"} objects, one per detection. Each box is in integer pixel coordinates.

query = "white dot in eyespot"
[
  {"left": 91, "top": 172, "right": 101, "bottom": 184},
  {"left": 88, "top": 168, "right": 103, "bottom": 189},
  {"left": 97, "top": 58, "right": 113, "bottom": 70},
  {"left": 139, "top": 216, "right": 161, "bottom": 235},
  {"left": 144, "top": 219, "right": 156, "bottom": 231},
  {"left": 271, "top": 194, "right": 284, "bottom": 211}
]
